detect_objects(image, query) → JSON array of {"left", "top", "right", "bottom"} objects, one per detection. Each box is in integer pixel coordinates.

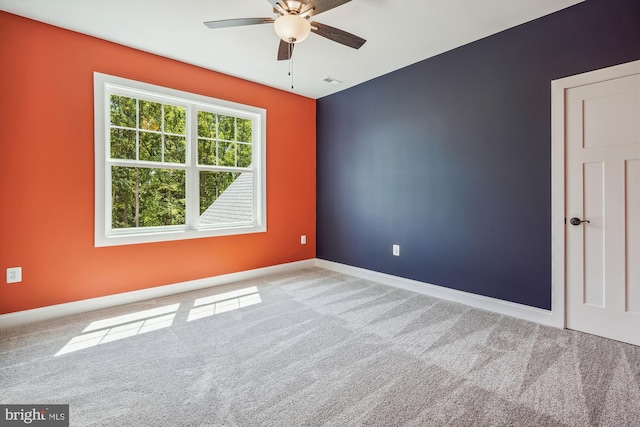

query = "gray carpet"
[{"left": 1, "top": 267, "right": 639, "bottom": 426}]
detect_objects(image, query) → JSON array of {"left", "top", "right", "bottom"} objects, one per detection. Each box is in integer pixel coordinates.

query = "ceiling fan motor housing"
[{"left": 282, "top": 1, "right": 305, "bottom": 14}]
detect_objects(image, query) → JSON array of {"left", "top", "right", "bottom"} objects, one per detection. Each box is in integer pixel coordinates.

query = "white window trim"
[{"left": 94, "top": 72, "right": 266, "bottom": 247}]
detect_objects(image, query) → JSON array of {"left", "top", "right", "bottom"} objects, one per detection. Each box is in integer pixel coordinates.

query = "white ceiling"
[{"left": 0, "top": 0, "right": 583, "bottom": 99}]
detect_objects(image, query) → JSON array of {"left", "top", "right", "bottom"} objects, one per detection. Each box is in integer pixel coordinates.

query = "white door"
[{"left": 565, "top": 66, "right": 640, "bottom": 345}]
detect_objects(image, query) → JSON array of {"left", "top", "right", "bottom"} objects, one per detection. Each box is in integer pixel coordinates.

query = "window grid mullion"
[
  {"left": 161, "top": 104, "right": 165, "bottom": 163},
  {"left": 111, "top": 125, "right": 183, "bottom": 137},
  {"left": 187, "top": 104, "right": 199, "bottom": 229},
  {"left": 215, "top": 114, "right": 219, "bottom": 167},
  {"left": 107, "top": 159, "right": 189, "bottom": 170},
  {"left": 234, "top": 117, "right": 238, "bottom": 168},
  {"left": 135, "top": 99, "right": 140, "bottom": 161},
  {"left": 195, "top": 165, "right": 251, "bottom": 173}
]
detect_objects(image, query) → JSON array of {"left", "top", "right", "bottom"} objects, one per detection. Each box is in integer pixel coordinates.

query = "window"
[{"left": 94, "top": 73, "right": 266, "bottom": 246}]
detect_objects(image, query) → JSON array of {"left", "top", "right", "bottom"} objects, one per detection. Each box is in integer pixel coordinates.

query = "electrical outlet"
[
  {"left": 6, "top": 267, "right": 22, "bottom": 284},
  {"left": 393, "top": 245, "right": 400, "bottom": 256},
  {"left": 301, "top": 235, "right": 307, "bottom": 245}
]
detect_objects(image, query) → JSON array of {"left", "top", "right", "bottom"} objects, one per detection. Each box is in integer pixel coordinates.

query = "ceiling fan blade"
[
  {"left": 203, "top": 18, "right": 274, "bottom": 29},
  {"left": 277, "top": 39, "right": 294, "bottom": 61},
  {"left": 265, "top": 0, "right": 283, "bottom": 9},
  {"left": 310, "top": 21, "right": 366, "bottom": 49},
  {"left": 300, "top": 0, "right": 351, "bottom": 17}
]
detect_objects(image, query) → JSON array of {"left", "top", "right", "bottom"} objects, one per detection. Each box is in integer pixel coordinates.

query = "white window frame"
[{"left": 94, "top": 72, "right": 266, "bottom": 247}]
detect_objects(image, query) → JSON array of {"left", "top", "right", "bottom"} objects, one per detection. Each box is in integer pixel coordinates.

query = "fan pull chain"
[{"left": 289, "top": 42, "right": 294, "bottom": 89}]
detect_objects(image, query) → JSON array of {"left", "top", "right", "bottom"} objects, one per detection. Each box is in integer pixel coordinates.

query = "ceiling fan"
[{"left": 203, "top": 0, "right": 366, "bottom": 61}]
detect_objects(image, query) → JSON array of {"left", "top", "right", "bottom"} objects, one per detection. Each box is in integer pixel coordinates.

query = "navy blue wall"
[{"left": 316, "top": 0, "right": 640, "bottom": 310}]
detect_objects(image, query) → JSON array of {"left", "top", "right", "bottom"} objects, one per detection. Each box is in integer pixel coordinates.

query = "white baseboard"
[
  {"left": 0, "top": 259, "right": 316, "bottom": 329},
  {"left": 0, "top": 258, "right": 557, "bottom": 330},
  {"left": 315, "top": 259, "right": 557, "bottom": 327}
]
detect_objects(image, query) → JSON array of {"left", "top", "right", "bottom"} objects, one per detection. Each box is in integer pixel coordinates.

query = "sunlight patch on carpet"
[
  {"left": 55, "top": 304, "right": 179, "bottom": 356},
  {"left": 188, "top": 286, "right": 261, "bottom": 321}
]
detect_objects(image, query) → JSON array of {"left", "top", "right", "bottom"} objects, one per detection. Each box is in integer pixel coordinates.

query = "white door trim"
[{"left": 551, "top": 60, "right": 640, "bottom": 330}]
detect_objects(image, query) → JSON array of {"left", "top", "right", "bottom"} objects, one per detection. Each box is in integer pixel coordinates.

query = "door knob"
[{"left": 570, "top": 217, "right": 590, "bottom": 226}]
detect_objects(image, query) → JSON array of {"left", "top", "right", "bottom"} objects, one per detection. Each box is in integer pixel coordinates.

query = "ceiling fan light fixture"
[{"left": 274, "top": 14, "right": 311, "bottom": 43}]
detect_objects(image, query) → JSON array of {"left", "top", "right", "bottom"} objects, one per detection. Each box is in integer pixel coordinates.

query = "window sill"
[{"left": 95, "top": 224, "right": 267, "bottom": 247}]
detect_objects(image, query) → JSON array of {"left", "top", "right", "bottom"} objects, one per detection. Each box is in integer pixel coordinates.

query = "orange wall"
[{"left": 0, "top": 12, "right": 316, "bottom": 315}]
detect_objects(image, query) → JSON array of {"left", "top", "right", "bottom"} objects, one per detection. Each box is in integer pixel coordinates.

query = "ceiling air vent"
[{"left": 323, "top": 77, "right": 342, "bottom": 85}]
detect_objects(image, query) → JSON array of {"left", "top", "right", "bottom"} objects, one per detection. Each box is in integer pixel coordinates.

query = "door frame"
[{"left": 550, "top": 59, "right": 640, "bottom": 330}]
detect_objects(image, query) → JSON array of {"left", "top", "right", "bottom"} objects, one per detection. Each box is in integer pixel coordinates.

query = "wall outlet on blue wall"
[{"left": 392, "top": 245, "right": 400, "bottom": 256}]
